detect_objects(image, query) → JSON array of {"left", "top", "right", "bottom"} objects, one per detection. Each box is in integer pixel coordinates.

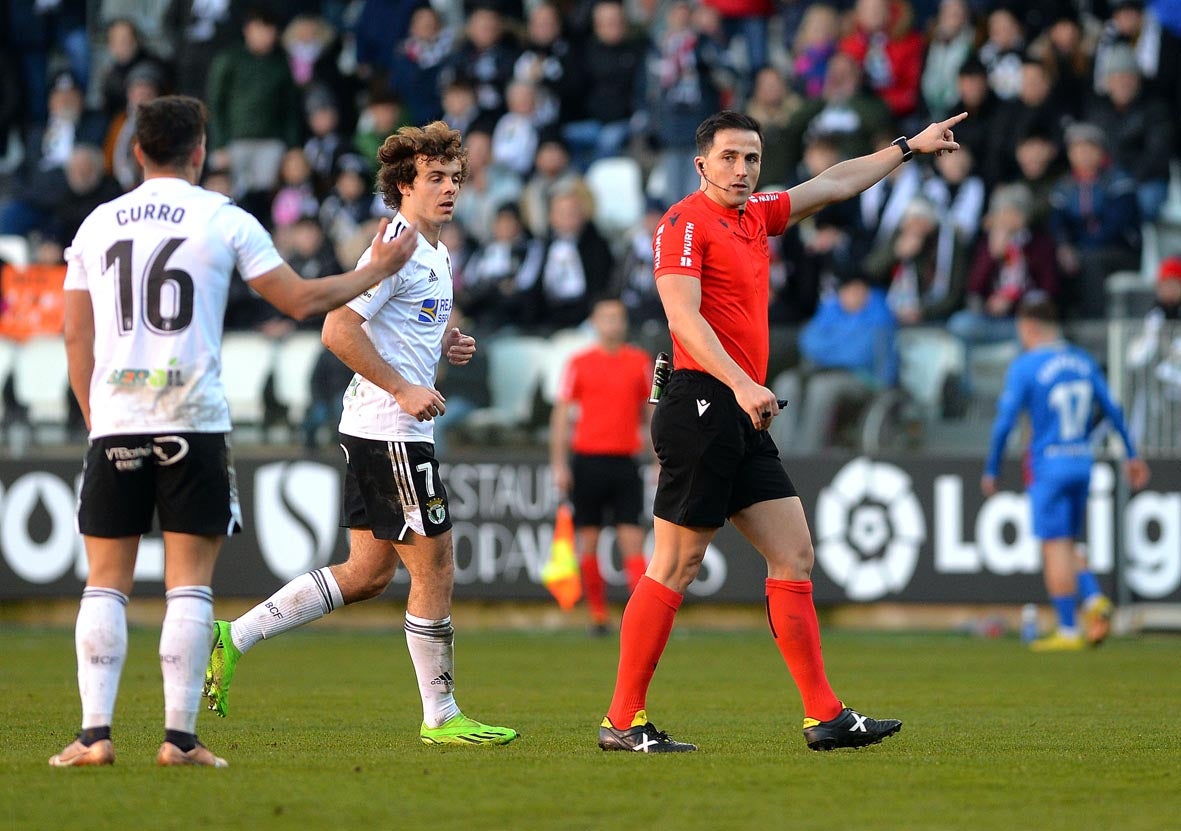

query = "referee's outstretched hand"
[
  {"left": 369, "top": 217, "right": 419, "bottom": 276},
  {"left": 908, "top": 112, "right": 967, "bottom": 157}
]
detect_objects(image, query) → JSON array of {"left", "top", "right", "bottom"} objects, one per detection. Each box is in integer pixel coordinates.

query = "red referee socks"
[
  {"left": 765, "top": 578, "right": 842, "bottom": 722},
  {"left": 606, "top": 576, "right": 682, "bottom": 728},
  {"left": 579, "top": 553, "right": 609, "bottom": 625}
]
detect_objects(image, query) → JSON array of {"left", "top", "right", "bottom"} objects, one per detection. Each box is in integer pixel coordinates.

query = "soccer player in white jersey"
[
  {"left": 205, "top": 122, "right": 517, "bottom": 746},
  {"left": 51, "top": 96, "right": 417, "bottom": 768}
]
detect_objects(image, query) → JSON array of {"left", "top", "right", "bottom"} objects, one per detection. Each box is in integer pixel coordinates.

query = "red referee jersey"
[
  {"left": 652, "top": 189, "right": 792, "bottom": 384},
  {"left": 557, "top": 343, "right": 652, "bottom": 456}
]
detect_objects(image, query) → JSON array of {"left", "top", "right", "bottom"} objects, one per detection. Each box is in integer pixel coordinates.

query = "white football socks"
[
  {"left": 404, "top": 613, "right": 461, "bottom": 728},
  {"left": 76, "top": 587, "right": 129, "bottom": 730},
  {"left": 160, "top": 586, "right": 214, "bottom": 734},
  {"left": 229, "top": 567, "right": 343, "bottom": 654}
]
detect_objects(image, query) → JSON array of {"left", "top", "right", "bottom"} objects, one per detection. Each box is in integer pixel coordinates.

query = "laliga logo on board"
[
  {"left": 254, "top": 462, "right": 340, "bottom": 580},
  {"left": 815, "top": 458, "right": 926, "bottom": 601}
]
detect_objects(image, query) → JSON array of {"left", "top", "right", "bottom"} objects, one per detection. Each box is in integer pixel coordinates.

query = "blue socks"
[
  {"left": 1077, "top": 569, "right": 1102, "bottom": 604},
  {"left": 1051, "top": 595, "right": 1077, "bottom": 632}
]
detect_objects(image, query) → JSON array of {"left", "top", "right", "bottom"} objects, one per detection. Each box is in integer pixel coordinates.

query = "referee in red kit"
[
  {"left": 598, "top": 109, "right": 966, "bottom": 753},
  {"left": 550, "top": 298, "right": 653, "bottom": 634}
]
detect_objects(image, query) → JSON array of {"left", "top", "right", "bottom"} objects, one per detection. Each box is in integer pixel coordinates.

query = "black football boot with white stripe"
[
  {"left": 599, "top": 711, "right": 697, "bottom": 753},
  {"left": 803, "top": 706, "right": 902, "bottom": 751}
]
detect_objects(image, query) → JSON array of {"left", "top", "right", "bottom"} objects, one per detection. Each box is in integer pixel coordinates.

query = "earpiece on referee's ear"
[{"left": 698, "top": 161, "right": 705, "bottom": 172}]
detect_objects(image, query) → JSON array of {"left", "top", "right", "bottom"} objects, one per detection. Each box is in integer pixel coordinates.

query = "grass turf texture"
[{"left": 3, "top": 626, "right": 1178, "bottom": 831}]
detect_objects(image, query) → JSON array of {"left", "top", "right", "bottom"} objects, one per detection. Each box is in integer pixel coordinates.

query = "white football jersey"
[
  {"left": 64, "top": 177, "right": 283, "bottom": 438},
  {"left": 338, "top": 213, "right": 453, "bottom": 443}
]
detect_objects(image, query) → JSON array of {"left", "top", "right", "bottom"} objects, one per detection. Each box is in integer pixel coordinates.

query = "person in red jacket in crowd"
[
  {"left": 702, "top": 0, "right": 774, "bottom": 75},
  {"left": 550, "top": 298, "right": 654, "bottom": 634},
  {"left": 838, "top": 0, "right": 925, "bottom": 121}
]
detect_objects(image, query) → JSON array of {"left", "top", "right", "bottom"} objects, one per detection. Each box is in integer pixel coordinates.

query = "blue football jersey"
[{"left": 985, "top": 340, "right": 1137, "bottom": 478}]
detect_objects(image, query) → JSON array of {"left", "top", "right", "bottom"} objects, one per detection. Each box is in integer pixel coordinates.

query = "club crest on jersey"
[
  {"left": 426, "top": 497, "right": 447, "bottom": 525},
  {"left": 417, "top": 297, "right": 452, "bottom": 324}
]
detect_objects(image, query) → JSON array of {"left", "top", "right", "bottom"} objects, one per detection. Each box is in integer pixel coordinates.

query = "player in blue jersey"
[{"left": 982, "top": 293, "right": 1150, "bottom": 651}]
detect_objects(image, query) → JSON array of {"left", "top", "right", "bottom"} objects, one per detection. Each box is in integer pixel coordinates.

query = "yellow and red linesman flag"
[{"left": 542, "top": 502, "right": 581, "bottom": 610}]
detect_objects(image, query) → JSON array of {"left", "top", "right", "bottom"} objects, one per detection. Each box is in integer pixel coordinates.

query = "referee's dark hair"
[
  {"left": 1016, "top": 290, "right": 1059, "bottom": 325},
  {"left": 695, "top": 111, "right": 764, "bottom": 155},
  {"left": 135, "top": 95, "right": 207, "bottom": 169}
]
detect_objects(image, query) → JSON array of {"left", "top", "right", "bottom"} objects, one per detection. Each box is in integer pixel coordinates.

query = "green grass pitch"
[{"left": 2, "top": 624, "right": 1179, "bottom": 830}]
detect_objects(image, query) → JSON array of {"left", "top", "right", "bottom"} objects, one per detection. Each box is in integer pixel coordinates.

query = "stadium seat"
[
  {"left": 585, "top": 156, "right": 645, "bottom": 237},
  {"left": 11, "top": 335, "right": 70, "bottom": 432},
  {"left": 1105, "top": 271, "right": 1157, "bottom": 318},
  {"left": 462, "top": 335, "right": 549, "bottom": 438},
  {"left": 271, "top": 331, "right": 326, "bottom": 426},
  {"left": 538, "top": 326, "right": 596, "bottom": 405},
  {"left": 220, "top": 333, "right": 277, "bottom": 427},
  {"left": 896, "top": 327, "right": 965, "bottom": 417},
  {"left": 0, "top": 235, "right": 30, "bottom": 267}
]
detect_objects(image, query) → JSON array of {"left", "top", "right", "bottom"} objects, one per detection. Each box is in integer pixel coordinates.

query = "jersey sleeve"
[
  {"left": 653, "top": 210, "right": 705, "bottom": 280},
  {"left": 217, "top": 205, "right": 285, "bottom": 280},
  {"left": 985, "top": 359, "right": 1028, "bottom": 477},
  {"left": 754, "top": 191, "right": 793, "bottom": 236},
  {"left": 63, "top": 217, "right": 95, "bottom": 290},
  {"left": 344, "top": 223, "right": 416, "bottom": 320}
]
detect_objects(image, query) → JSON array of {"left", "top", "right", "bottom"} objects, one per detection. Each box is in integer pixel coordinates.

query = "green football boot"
[
  {"left": 420, "top": 713, "right": 518, "bottom": 746},
  {"left": 203, "top": 620, "right": 241, "bottom": 718}
]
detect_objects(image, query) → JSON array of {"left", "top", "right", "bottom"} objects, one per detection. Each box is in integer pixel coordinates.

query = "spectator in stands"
[
  {"left": 838, "top": 0, "right": 925, "bottom": 122},
  {"left": 512, "top": 3, "right": 581, "bottom": 130},
  {"left": 775, "top": 272, "right": 898, "bottom": 453},
  {"left": 1093, "top": 0, "right": 1152, "bottom": 97},
  {"left": 94, "top": 18, "right": 171, "bottom": 120},
  {"left": 776, "top": 132, "right": 862, "bottom": 323},
  {"left": 949, "top": 183, "right": 1059, "bottom": 383},
  {"left": 302, "top": 89, "right": 346, "bottom": 198},
  {"left": 948, "top": 57, "right": 1003, "bottom": 184},
  {"left": 451, "top": 129, "right": 523, "bottom": 246},
  {"left": 491, "top": 81, "right": 542, "bottom": 177},
  {"left": 992, "top": 54, "right": 1072, "bottom": 183},
  {"left": 865, "top": 195, "right": 968, "bottom": 325},
  {"left": 562, "top": 0, "right": 647, "bottom": 170},
  {"left": 857, "top": 134, "right": 925, "bottom": 252},
  {"left": 440, "top": 6, "right": 520, "bottom": 121},
  {"left": 520, "top": 137, "right": 594, "bottom": 240},
  {"left": 52, "top": 145, "right": 122, "bottom": 246},
  {"left": 782, "top": 52, "right": 895, "bottom": 177},
  {"left": 790, "top": 3, "right": 839, "bottom": 100},
  {"left": 206, "top": 6, "right": 302, "bottom": 197},
  {"left": 979, "top": 6, "right": 1026, "bottom": 102},
  {"left": 5, "top": 0, "right": 90, "bottom": 124},
  {"left": 1086, "top": 46, "right": 1173, "bottom": 223},
  {"left": 923, "top": 143, "right": 985, "bottom": 243},
  {"left": 271, "top": 148, "right": 321, "bottom": 233},
  {"left": 389, "top": 6, "right": 452, "bottom": 125},
  {"left": 0, "top": 71, "right": 106, "bottom": 236},
  {"left": 613, "top": 200, "right": 667, "bottom": 328},
  {"left": 439, "top": 79, "right": 489, "bottom": 137},
  {"left": 281, "top": 214, "right": 343, "bottom": 300},
  {"left": 319, "top": 153, "right": 386, "bottom": 248},
  {"left": 702, "top": 0, "right": 773, "bottom": 77},
  {"left": 516, "top": 189, "right": 613, "bottom": 329},
  {"left": 103, "top": 62, "right": 163, "bottom": 192},
  {"left": 1050, "top": 122, "right": 1140, "bottom": 318},
  {"left": 1032, "top": 13, "right": 1091, "bottom": 119},
  {"left": 353, "top": 88, "right": 408, "bottom": 163},
  {"left": 283, "top": 16, "right": 357, "bottom": 130},
  {"left": 1150, "top": 256, "right": 1181, "bottom": 321},
  {"left": 459, "top": 203, "right": 542, "bottom": 330},
  {"left": 350, "top": 0, "right": 428, "bottom": 83},
  {"left": 1010, "top": 129, "right": 1063, "bottom": 228},
  {"left": 921, "top": 0, "right": 976, "bottom": 120},
  {"left": 166, "top": 0, "right": 241, "bottom": 98},
  {"left": 745, "top": 66, "right": 800, "bottom": 189},
  {"left": 642, "top": 0, "right": 731, "bottom": 207}
]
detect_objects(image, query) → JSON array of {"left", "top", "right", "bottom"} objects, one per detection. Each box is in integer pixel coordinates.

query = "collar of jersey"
[{"left": 691, "top": 190, "right": 744, "bottom": 219}]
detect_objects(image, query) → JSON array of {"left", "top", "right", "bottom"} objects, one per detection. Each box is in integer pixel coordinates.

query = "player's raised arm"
[
  {"left": 786, "top": 112, "right": 967, "bottom": 226},
  {"left": 249, "top": 218, "right": 419, "bottom": 320}
]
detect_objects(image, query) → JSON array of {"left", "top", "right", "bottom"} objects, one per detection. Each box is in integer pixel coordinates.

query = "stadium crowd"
[{"left": 1, "top": 0, "right": 1179, "bottom": 448}]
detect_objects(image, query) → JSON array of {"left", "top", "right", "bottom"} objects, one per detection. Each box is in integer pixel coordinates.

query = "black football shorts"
[
  {"left": 570, "top": 454, "right": 644, "bottom": 528},
  {"left": 338, "top": 434, "right": 452, "bottom": 541},
  {"left": 651, "top": 370, "right": 796, "bottom": 528}
]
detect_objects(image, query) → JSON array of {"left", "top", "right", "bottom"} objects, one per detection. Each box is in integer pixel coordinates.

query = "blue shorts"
[{"left": 1029, "top": 468, "right": 1089, "bottom": 541}]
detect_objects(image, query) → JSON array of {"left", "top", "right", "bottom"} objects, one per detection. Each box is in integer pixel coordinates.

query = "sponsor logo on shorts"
[
  {"left": 696, "top": 398, "right": 710, "bottom": 417},
  {"left": 152, "top": 436, "right": 190, "bottom": 466},
  {"left": 426, "top": 496, "right": 447, "bottom": 525},
  {"left": 105, "top": 444, "right": 152, "bottom": 471}
]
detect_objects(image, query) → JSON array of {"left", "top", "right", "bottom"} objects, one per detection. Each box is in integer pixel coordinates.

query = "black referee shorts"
[
  {"left": 652, "top": 370, "right": 796, "bottom": 528},
  {"left": 570, "top": 454, "right": 644, "bottom": 528}
]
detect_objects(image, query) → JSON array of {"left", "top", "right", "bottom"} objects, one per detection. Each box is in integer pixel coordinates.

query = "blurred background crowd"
[{"left": 1, "top": 0, "right": 1179, "bottom": 454}]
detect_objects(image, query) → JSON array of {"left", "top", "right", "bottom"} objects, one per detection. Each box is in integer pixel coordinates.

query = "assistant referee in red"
[{"left": 597, "top": 109, "right": 966, "bottom": 753}]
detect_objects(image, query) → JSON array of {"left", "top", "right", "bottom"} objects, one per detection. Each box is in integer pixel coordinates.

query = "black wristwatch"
[{"left": 892, "top": 136, "right": 913, "bottom": 162}]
